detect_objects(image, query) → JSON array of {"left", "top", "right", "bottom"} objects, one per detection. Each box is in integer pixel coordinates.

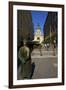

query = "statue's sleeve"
[
  {"left": 18, "top": 48, "right": 25, "bottom": 64},
  {"left": 27, "top": 47, "right": 30, "bottom": 58}
]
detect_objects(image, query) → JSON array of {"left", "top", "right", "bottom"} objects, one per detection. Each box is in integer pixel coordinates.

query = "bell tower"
[{"left": 34, "top": 24, "right": 44, "bottom": 43}]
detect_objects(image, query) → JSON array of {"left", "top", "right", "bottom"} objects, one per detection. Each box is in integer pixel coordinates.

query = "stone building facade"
[
  {"left": 43, "top": 12, "right": 58, "bottom": 45},
  {"left": 33, "top": 24, "right": 44, "bottom": 43},
  {"left": 17, "top": 10, "right": 34, "bottom": 47}
]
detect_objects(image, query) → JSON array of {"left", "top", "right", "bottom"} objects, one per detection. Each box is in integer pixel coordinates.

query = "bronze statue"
[{"left": 18, "top": 40, "right": 32, "bottom": 79}]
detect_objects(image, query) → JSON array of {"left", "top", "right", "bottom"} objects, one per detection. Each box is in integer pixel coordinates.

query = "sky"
[{"left": 31, "top": 11, "right": 48, "bottom": 34}]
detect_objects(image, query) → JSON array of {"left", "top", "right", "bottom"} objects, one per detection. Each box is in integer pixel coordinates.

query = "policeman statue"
[{"left": 18, "top": 40, "right": 32, "bottom": 79}]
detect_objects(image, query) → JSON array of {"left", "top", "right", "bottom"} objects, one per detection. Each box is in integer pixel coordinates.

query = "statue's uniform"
[{"left": 19, "top": 46, "right": 32, "bottom": 79}]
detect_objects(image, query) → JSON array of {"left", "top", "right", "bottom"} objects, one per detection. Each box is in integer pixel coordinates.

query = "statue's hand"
[{"left": 21, "top": 58, "right": 26, "bottom": 64}]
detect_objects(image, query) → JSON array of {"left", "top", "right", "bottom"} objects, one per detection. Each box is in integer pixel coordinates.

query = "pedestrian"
[{"left": 39, "top": 44, "right": 42, "bottom": 56}]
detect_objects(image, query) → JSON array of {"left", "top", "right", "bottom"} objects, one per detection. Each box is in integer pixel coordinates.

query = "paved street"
[
  {"left": 17, "top": 47, "right": 58, "bottom": 80},
  {"left": 31, "top": 48, "right": 58, "bottom": 79},
  {"left": 31, "top": 57, "right": 57, "bottom": 79}
]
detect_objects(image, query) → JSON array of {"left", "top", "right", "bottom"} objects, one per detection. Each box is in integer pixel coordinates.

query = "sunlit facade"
[{"left": 33, "top": 24, "right": 44, "bottom": 43}]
